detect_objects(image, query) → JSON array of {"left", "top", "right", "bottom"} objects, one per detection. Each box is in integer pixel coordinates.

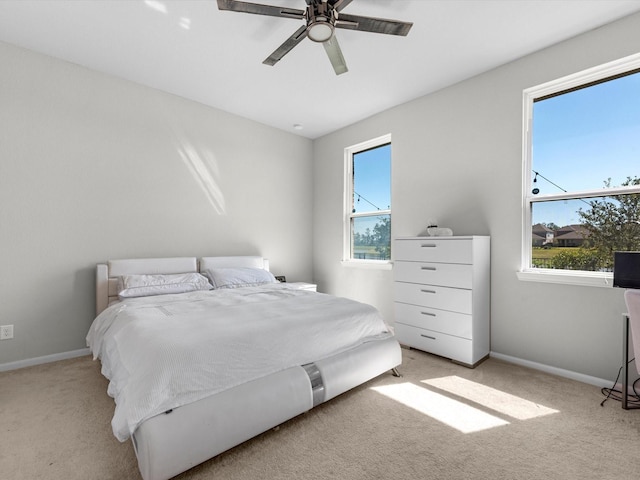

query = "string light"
[
  {"left": 353, "top": 191, "right": 385, "bottom": 213},
  {"left": 531, "top": 170, "right": 591, "bottom": 206},
  {"left": 531, "top": 170, "right": 568, "bottom": 195},
  {"left": 532, "top": 172, "right": 540, "bottom": 195}
]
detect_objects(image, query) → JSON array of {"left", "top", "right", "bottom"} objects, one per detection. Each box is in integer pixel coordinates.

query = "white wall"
[
  {"left": 3, "top": 12, "right": 639, "bottom": 381},
  {"left": 0, "top": 41, "right": 313, "bottom": 366},
  {"left": 313, "top": 13, "right": 640, "bottom": 382}
]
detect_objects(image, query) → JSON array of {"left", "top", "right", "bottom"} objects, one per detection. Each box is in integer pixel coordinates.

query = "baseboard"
[
  {"left": 490, "top": 351, "right": 613, "bottom": 389},
  {"left": 0, "top": 348, "right": 627, "bottom": 391},
  {"left": 0, "top": 348, "right": 91, "bottom": 372}
]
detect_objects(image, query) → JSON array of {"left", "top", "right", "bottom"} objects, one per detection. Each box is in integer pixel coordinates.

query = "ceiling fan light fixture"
[{"left": 307, "top": 19, "right": 334, "bottom": 42}]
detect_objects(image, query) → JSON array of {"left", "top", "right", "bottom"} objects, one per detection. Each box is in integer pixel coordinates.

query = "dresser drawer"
[
  {"left": 394, "top": 260, "right": 473, "bottom": 289},
  {"left": 394, "top": 302, "right": 472, "bottom": 339},
  {"left": 395, "top": 238, "right": 473, "bottom": 264},
  {"left": 395, "top": 323, "right": 473, "bottom": 365},
  {"left": 394, "top": 281, "right": 472, "bottom": 315}
]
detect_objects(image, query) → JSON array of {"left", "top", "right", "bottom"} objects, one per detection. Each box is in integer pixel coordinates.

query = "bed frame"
[{"left": 95, "top": 256, "right": 402, "bottom": 480}]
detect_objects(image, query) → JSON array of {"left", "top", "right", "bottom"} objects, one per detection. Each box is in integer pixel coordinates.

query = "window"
[
  {"left": 520, "top": 53, "right": 640, "bottom": 286},
  {"left": 344, "top": 135, "right": 391, "bottom": 264}
]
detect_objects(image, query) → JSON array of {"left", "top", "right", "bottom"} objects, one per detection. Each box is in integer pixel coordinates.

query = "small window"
[
  {"left": 522, "top": 55, "right": 640, "bottom": 280},
  {"left": 344, "top": 135, "right": 391, "bottom": 263}
]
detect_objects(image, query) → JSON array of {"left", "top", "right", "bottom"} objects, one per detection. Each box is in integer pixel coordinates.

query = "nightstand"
[{"left": 288, "top": 282, "right": 317, "bottom": 292}]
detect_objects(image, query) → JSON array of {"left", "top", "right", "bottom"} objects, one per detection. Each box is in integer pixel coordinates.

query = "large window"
[
  {"left": 521, "top": 54, "right": 640, "bottom": 285},
  {"left": 344, "top": 135, "right": 391, "bottom": 263}
]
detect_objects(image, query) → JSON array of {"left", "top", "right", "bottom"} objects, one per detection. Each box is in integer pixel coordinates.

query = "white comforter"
[{"left": 86, "top": 284, "right": 392, "bottom": 442}]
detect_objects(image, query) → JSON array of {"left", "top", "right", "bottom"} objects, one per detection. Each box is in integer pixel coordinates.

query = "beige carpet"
[{"left": 2, "top": 348, "right": 639, "bottom": 480}]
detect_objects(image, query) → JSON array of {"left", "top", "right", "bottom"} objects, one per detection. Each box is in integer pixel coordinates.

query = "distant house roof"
[
  {"left": 555, "top": 224, "right": 590, "bottom": 240},
  {"left": 532, "top": 223, "right": 553, "bottom": 234},
  {"left": 555, "top": 231, "right": 584, "bottom": 240}
]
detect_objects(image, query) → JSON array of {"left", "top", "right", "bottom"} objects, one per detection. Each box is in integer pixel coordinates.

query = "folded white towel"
[{"left": 426, "top": 227, "right": 453, "bottom": 236}]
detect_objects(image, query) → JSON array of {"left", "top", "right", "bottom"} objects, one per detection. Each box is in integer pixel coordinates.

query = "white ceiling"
[{"left": 1, "top": 0, "right": 640, "bottom": 139}]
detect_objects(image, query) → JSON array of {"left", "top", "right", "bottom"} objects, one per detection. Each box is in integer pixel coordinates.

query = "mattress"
[{"left": 87, "top": 283, "right": 394, "bottom": 442}]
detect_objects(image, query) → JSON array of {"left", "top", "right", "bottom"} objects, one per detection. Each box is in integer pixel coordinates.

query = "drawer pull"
[
  {"left": 421, "top": 311, "right": 436, "bottom": 317},
  {"left": 421, "top": 244, "right": 437, "bottom": 248},
  {"left": 420, "top": 289, "right": 436, "bottom": 294},
  {"left": 420, "top": 334, "right": 436, "bottom": 340},
  {"left": 421, "top": 266, "right": 436, "bottom": 271}
]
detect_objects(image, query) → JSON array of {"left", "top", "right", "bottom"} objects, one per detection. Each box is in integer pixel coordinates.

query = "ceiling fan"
[{"left": 217, "top": 0, "right": 413, "bottom": 75}]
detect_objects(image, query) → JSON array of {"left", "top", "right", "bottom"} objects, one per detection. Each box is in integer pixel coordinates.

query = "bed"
[{"left": 87, "top": 256, "right": 401, "bottom": 480}]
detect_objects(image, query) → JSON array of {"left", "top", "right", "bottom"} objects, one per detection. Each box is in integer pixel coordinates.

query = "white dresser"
[{"left": 393, "top": 236, "right": 490, "bottom": 367}]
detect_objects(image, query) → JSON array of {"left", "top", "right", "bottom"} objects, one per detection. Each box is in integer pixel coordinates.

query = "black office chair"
[
  {"left": 614, "top": 252, "right": 640, "bottom": 409},
  {"left": 625, "top": 289, "right": 640, "bottom": 374},
  {"left": 622, "top": 290, "right": 640, "bottom": 408}
]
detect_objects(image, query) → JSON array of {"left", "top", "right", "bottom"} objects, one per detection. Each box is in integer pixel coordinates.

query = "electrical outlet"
[{"left": 0, "top": 325, "right": 14, "bottom": 340}]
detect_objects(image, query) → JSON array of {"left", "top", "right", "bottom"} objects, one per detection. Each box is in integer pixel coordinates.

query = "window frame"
[
  {"left": 519, "top": 52, "right": 640, "bottom": 287},
  {"left": 342, "top": 134, "right": 392, "bottom": 268}
]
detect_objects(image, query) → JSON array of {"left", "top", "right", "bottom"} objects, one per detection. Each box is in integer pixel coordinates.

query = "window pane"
[
  {"left": 531, "top": 71, "right": 640, "bottom": 194},
  {"left": 531, "top": 193, "right": 640, "bottom": 271},
  {"left": 351, "top": 215, "right": 391, "bottom": 261},
  {"left": 353, "top": 144, "right": 391, "bottom": 214}
]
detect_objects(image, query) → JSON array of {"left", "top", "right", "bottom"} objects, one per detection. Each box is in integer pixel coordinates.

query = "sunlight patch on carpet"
[
  {"left": 371, "top": 383, "right": 509, "bottom": 433},
  {"left": 422, "top": 376, "right": 559, "bottom": 420}
]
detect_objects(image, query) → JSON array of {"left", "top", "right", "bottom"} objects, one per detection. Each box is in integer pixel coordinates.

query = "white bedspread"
[{"left": 86, "top": 284, "right": 392, "bottom": 442}]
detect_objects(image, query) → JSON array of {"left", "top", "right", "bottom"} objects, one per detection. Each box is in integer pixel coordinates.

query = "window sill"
[
  {"left": 341, "top": 260, "right": 393, "bottom": 270},
  {"left": 516, "top": 269, "right": 613, "bottom": 288}
]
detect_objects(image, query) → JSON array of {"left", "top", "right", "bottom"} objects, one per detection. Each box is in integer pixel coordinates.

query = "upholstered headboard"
[
  {"left": 95, "top": 256, "right": 270, "bottom": 316},
  {"left": 199, "top": 256, "right": 269, "bottom": 272}
]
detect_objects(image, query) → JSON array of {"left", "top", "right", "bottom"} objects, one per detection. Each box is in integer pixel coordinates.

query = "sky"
[
  {"left": 531, "top": 69, "right": 640, "bottom": 227},
  {"left": 353, "top": 143, "right": 391, "bottom": 214},
  {"left": 352, "top": 143, "right": 391, "bottom": 239}
]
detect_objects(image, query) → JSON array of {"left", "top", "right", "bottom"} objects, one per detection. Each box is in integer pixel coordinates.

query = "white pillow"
[
  {"left": 204, "top": 267, "right": 276, "bottom": 289},
  {"left": 118, "top": 273, "right": 212, "bottom": 299}
]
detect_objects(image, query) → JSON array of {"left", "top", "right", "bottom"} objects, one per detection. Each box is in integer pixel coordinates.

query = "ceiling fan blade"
[
  {"left": 336, "top": 13, "right": 413, "bottom": 36},
  {"left": 217, "top": 0, "right": 304, "bottom": 20},
  {"left": 263, "top": 25, "right": 308, "bottom": 66},
  {"left": 323, "top": 35, "right": 348, "bottom": 75},
  {"left": 329, "top": 0, "right": 355, "bottom": 12}
]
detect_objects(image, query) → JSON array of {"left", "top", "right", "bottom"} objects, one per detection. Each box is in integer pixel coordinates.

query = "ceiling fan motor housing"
[{"left": 306, "top": 2, "right": 335, "bottom": 42}]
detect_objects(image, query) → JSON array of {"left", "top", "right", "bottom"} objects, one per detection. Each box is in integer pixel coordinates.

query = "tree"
[
  {"left": 578, "top": 177, "right": 640, "bottom": 270},
  {"left": 544, "top": 222, "right": 561, "bottom": 231},
  {"left": 372, "top": 216, "right": 391, "bottom": 259},
  {"left": 353, "top": 231, "right": 361, "bottom": 246},
  {"left": 364, "top": 228, "right": 372, "bottom": 245}
]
